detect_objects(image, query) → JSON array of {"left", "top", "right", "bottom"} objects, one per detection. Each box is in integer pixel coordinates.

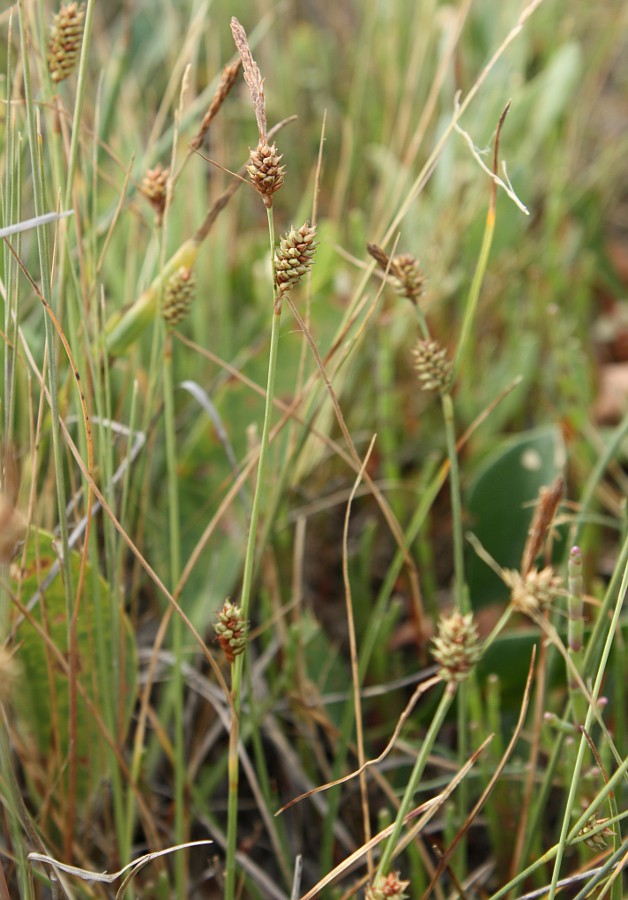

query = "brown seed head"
[
  {"left": 247, "top": 138, "right": 285, "bottom": 207},
  {"left": 141, "top": 164, "right": 169, "bottom": 226},
  {"left": 274, "top": 222, "right": 318, "bottom": 309},
  {"left": 48, "top": 2, "right": 86, "bottom": 84},
  {"left": 214, "top": 599, "right": 248, "bottom": 664}
]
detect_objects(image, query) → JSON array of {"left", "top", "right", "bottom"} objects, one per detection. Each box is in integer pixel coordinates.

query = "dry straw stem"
[
  {"left": 230, "top": 17, "right": 266, "bottom": 140},
  {"left": 277, "top": 674, "right": 442, "bottom": 814}
]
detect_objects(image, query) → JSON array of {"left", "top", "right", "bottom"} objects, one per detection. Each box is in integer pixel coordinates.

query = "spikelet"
[
  {"left": 161, "top": 266, "right": 195, "bottom": 328},
  {"left": 504, "top": 567, "right": 564, "bottom": 617},
  {"left": 214, "top": 600, "right": 248, "bottom": 663},
  {"left": 365, "top": 871, "right": 410, "bottom": 900},
  {"left": 48, "top": 3, "right": 85, "bottom": 84},
  {"left": 431, "top": 611, "right": 481, "bottom": 684},
  {"left": 273, "top": 222, "right": 317, "bottom": 312},
  {"left": 246, "top": 139, "right": 286, "bottom": 208},
  {"left": 412, "top": 338, "right": 453, "bottom": 394},
  {"left": 141, "top": 164, "right": 169, "bottom": 226},
  {"left": 577, "top": 815, "right": 614, "bottom": 851},
  {"left": 367, "top": 243, "right": 425, "bottom": 305}
]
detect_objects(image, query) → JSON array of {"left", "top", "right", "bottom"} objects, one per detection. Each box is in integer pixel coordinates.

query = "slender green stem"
[
  {"left": 452, "top": 201, "right": 495, "bottom": 383},
  {"left": 224, "top": 206, "right": 279, "bottom": 900},
  {"left": 376, "top": 682, "right": 456, "bottom": 880},
  {"left": 440, "top": 392, "right": 467, "bottom": 614},
  {"left": 567, "top": 545, "right": 586, "bottom": 726},
  {"left": 548, "top": 553, "right": 628, "bottom": 898}
]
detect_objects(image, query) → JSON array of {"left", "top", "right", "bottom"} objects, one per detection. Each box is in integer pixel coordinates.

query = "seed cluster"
[
  {"left": 365, "top": 871, "right": 410, "bottom": 900},
  {"left": 412, "top": 338, "right": 453, "bottom": 393},
  {"left": 141, "top": 164, "right": 169, "bottom": 226},
  {"left": 431, "top": 611, "right": 481, "bottom": 684},
  {"left": 274, "top": 222, "right": 318, "bottom": 308},
  {"left": 247, "top": 139, "right": 286, "bottom": 208},
  {"left": 162, "top": 266, "right": 195, "bottom": 328},
  {"left": 214, "top": 600, "right": 248, "bottom": 664},
  {"left": 504, "top": 567, "right": 563, "bottom": 616},
  {"left": 48, "top": 2, "right": 85, "bottom": 84}
]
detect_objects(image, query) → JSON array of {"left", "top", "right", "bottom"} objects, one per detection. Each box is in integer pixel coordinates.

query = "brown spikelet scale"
[
  {"left": 247, "top": 139, "right": 285, "bottom": 208},
  {"left": 162, "top": 266, "right": 195, "bottom": 328},
  {"left": 141, "top": 164, "right": 169, "bottom": 226},
  {"left": 274, "top": 222, "right": 318, "bottom": 310},
  {"left": 431, "top": 612, "right": 481, "bottom": 684},
  {"left": 214, "top": 600, "right": 248, "bottom": 663},
  {"left": 412, "top": 338, "right": 453, "bottom": 393},
  {"left": 48, "top": 2, "right": 86, "bottom": 84},
  {"left": 365, "top": 871, "right": 410, "bottom": 900}
]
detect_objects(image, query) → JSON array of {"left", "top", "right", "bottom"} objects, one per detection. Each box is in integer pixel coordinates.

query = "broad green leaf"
[
  {"left": 11, "top": 528, "right": 137, "bottom": 811},
  {"left": 466, "top": 425, "right": 566, "bottom": 608}
]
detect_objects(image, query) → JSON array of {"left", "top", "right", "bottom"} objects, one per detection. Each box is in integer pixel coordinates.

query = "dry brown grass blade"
[
  {"left": 276, "top": 674, "right": 442, "bottom": 815},
  {"left": 303, "top": 735, "right": 494, "bottom": 900},
  {"left": 422, "top": 646, "right": 537, "bottom": 898}
]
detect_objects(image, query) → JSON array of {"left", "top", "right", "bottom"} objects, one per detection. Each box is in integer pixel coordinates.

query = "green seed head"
[{"left": 431, "top": 611, "right": 481, "bottom": 684}]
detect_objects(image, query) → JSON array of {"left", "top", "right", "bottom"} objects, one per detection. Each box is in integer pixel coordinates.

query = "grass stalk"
[
  {"left": 162, "top": 330, "right": 186, "bottom": 895},
  {"left": 224, "top": 205, "right": 279, "bottom": 899},
  {"left": 547, "top": 552, "right": 628, "bottom": 898},
  {"left": 375, "top": 681, "right": 456, "bottom": 882}
]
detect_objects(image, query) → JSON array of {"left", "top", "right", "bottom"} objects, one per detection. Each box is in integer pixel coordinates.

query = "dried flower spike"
[
  {"left": 162, "top": 266, "right": 195, "bottom": 328},
  {"left": 48, "top": 2, "right": 85, "bottom": 84},
  {"left": 230, "top": 17, "right": 266, "bottom": 140},
  {"left": 412, "top": 338, "right": 453, "bottom": 393},
  {"left": 214, "top": 600, "right": 248, "bottom": 663},
  {"left": 274, "top": 222, "right": 317, "bottom": 311},
  {"left": 504, "top": 566, "right": 564, "bottom": 617},
  {"left": 431, "top": 611, "right": 481, "bottom": 684},
  {"left": 190, "top": 59, "right": 242, "bottom": 152},
  {"left": 365, "top": 871, "right": 410, "bottom": 900},
  {"left": 247, "top": 138, "right": 285, "bottom": 208},
  {"left": 141, "top": 164, "right": 169, "bottom": 226}
]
